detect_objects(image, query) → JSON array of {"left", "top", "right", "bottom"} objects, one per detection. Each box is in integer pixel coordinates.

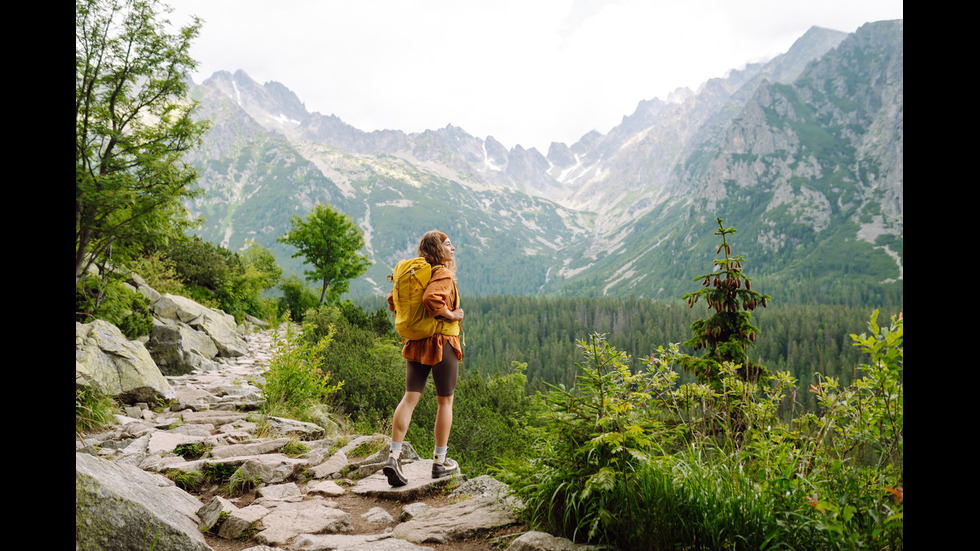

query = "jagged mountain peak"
[
  {"left": 186, "top": 21, "right": 902, "bottom": 301},
  {"left": 201, "top": 70, "right": 309, "bottom": 131}
]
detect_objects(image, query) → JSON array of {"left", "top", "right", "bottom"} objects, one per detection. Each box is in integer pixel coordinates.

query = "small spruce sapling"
[{"left": 679, "top": 218, "right": 772, "bottom": 385}]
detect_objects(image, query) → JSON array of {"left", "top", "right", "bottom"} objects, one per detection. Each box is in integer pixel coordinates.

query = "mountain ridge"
[{"left": 184, "top": 21, "right": 902, "bottom": 305}]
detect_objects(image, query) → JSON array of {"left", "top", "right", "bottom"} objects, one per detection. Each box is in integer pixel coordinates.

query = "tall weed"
[
  {"left": 496, "top": 334, "right": 678, "bottom": 545},
  {"left": 256, "top": 321, "right": 343, "bottom": 423}
]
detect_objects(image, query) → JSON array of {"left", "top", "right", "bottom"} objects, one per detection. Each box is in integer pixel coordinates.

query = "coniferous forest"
[{"left": 358, "top": 282, "right": 902, "bottom": 409}]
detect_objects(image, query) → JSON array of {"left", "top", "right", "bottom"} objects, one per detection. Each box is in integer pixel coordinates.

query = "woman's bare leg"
[
  {"left": 391, "top": 391, "right": 422, "bottom": 443},
  {"left": 434, "top": 394, "right": 454, "bottom": 447}
]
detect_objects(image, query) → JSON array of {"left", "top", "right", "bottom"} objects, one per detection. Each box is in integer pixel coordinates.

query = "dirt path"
[{"left": 192, "top": 327, "right": 528, "bottom": 550}]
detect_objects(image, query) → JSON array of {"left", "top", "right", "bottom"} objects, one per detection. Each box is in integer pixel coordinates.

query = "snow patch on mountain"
[{"left": 272, "top": 113, "right": 301, "bottom": 125}]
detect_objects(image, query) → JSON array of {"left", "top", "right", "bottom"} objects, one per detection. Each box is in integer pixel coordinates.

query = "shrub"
[
  {"left": 75, "top": 273, "right": 153, "bottom": 339},
  {"left": 300, "top": 301, "right": 536, "bottom": 476},
  {"left": 165, "top": 235, "right": 236, "bottom": 294},
  {"left": 278, "top": 275, "right": 320, "bottom": 322},
  {"left": 496, "top": 334, "right": 678, "bottom": 545},
  {"left": 167, "top": 469, "right": 205, "bottom": 491},
  {"left": 173, "top": 442, "right": 210, "bottom": 460},
  {"left": 130, "top": 252, "right": 187, "bottom": 296},
  {"left": 255, "top": 322, "right": 343, "bottom": 423},
  {"left": 75, "top": 383, "right": 116, "bottom": 433},
  {"left": 302, "top": 304, "right": 406, "bottom": 429},
  {"left": 161, "top": 236, "right": 281, "bottom": 321}
]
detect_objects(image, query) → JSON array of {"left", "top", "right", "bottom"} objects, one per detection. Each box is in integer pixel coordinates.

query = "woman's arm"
[{"left": 423, "top": 269, "right": 463, "bottom": 321}]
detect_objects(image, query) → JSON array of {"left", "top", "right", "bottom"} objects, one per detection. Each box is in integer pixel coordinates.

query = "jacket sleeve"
[{"left": 422, "top": 269, "right": 455, "bottom": 319}]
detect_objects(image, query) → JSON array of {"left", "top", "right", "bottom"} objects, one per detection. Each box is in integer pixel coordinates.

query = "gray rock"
[
  {"left": 75, "top": 323, "right": 596, "bottom": 551},
  {"left": 361, "top": 506, "right": 395, "bottom": 524},
  {"left": 217, "top": 504, "right": 270, "bottom": 540},
  {"left": 256, "top": 482, "right": 302, "bottom": 500},
  {"left": 253, "top": 500, "right": 352, "bottom": 546},
  {"left": 393, "top": 495, "right": 518, "bottom": 544},
  {"left": 308, "top": 479, "right": 346, "bottom": 497},
  {"left": 145, "top": 322, "right": 220, "bottom": 375},
  {"left": 245, "top": 314, "right": 269, "bottom": 327},
  {"left": 261, "top": 416, "right": 326, "bottom": 440},
  {"left": 506, "top": 531, "right": 600, "bottom": 551},
  {"left": 210, "top": 437, "right": 292, "bottom": 459},
  {"left": 128, "top": 272, "right": 162, "bottom": 304},
  {"left": 76, "top": 320, "right": 175, "bottom": 404},
  {"left": 289, "top": 533, "right": 397, "bottom": 550},
  {"left": 449, "top": 474, "right": 513, "bottom": 501},
  {"left": 311, "top": 450, "right": 348, "bottom": 479},
  {"left": 147, "top": 431, "right": 206, "bottom": 456},
  {"left": 237, "top": 453, "right": 309, "bottom": 484},
  {"left": 354, "top": 461, "right": 386, "bottom": 478},
  {"left": 181, "top": 409, "right": 248, "bottom": 426},
  {"left": 351, "top": 459, "right": 466, "bottom": 501},
  {"left": 336, "top": 538, "right": 436, "bottom": 550},
  {"left": 400, "top": 502, "right": 431, "bottom": 521},
  {"left": 197, "top": 495, "right": 237, "bottom": 532},
  {"left": 338, "top": 434, "right": 389, "bottom": 458},
  {"left": 152, "top": 293, "right": 248, "bottom": 356},
  {"left": 75, "top": 451, "right": 210, "bottom": 551},
  {"left": 171, "top": 385, "right": 216, "bottom": 410}
]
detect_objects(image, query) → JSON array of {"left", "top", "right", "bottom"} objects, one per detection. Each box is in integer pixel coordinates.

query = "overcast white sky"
[{"left": 166, "top": 0, "right": 903, "bottom": 152}]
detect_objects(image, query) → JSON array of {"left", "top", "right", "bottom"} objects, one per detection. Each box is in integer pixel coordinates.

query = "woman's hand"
[{"left": 445, "top": 308, "right": 464, "bottom": 322}]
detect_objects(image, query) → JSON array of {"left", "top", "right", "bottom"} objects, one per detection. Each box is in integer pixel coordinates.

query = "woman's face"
[{"left": 440, "top": 238, "right": 455, "bottom": 263}]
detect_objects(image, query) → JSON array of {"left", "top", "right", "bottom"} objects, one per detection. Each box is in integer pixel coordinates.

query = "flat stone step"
[{"left": 351, "top": 459, "right": 467, "bottom": 500}]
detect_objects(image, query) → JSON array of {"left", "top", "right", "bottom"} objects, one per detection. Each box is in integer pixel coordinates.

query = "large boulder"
[
  {"left": 123, "top": 271, "right": 161, "bottom": 304},
  {"left": 76, "top": 320, "right": 175, "bottom": 404},
  {"left": 145, "top": 321, "right": 220, "bottom": 375},
  {"left": 75, "top": 451, "right": 210, "bottom": 551},
  {"left": 152, "top": 294, "right": 248, "bottom": 357},
  {"left": 392, "top": 495, "right": 518, "bottom": 544}
]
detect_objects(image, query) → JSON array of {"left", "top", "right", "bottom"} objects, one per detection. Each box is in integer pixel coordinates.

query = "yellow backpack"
[{"left": 388, "top": 257, "right": 461, "bottom": 341}]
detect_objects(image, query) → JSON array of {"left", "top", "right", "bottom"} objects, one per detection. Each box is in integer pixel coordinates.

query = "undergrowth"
[{"left": 494, "top": 220, "right": 902, "bottom": 550}]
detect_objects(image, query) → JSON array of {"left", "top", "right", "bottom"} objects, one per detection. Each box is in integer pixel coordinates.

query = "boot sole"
[
  {"left": 383, "top": 465, "right": 408, "bottom": 487},
  {"left": 431, "top": 467, "right": 460, "bottom": 479}
]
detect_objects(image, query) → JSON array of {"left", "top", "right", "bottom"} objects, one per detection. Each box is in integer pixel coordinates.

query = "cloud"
[{"left": 166, "top": 0, "right": 902, "bottom": 151}]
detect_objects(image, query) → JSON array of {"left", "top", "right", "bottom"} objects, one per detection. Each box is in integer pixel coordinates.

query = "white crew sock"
[{"left": 433, "top": 446, "right": 448, "bottom": 464}]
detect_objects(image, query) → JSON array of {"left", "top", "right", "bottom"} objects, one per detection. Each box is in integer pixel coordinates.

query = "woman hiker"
[{"left": 383, "top": 230, "right": 464, "bottom": 486}]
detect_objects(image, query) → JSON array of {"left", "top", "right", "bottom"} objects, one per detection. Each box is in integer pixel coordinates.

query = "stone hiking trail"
[{"left": 77, "top": 327, "right": 597, "bottom": 551}]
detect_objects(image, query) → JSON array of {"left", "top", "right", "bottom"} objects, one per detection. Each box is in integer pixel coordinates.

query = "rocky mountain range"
[{"left": 184, "top": 19, "right": 903, "bottom": 304}]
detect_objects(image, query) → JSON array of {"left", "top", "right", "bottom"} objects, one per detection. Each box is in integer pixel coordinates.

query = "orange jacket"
[{"left": 387, "top": 267, "right": 462, "bottom": 364}]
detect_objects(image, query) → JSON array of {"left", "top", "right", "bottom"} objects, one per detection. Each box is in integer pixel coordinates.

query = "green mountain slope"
[{"left": 183, "top": 21, "right": 902, "bottom": 308}]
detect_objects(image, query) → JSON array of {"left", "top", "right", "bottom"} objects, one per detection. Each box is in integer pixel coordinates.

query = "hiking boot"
[
  {"left": 383, "top": 455, "right": 408, "bottom": 487},
  {"left": 431, "top": 457, "right": 459, "bottom": 479}
]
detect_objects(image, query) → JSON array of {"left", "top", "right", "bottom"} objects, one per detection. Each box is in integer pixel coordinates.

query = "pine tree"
[{"left": 678, "top": 218, "right": 772, "bottom": 385}]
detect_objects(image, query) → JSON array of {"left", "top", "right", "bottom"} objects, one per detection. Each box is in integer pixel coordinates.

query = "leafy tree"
[
  {"left": 76, "top": 0, "right": 208, "bottom": 284},
  {"left": 277, "top": 203, "right": 371, "bottom": 304},
  {"left": 678, "top": 217, "right": 772, "bottom": 385}
]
